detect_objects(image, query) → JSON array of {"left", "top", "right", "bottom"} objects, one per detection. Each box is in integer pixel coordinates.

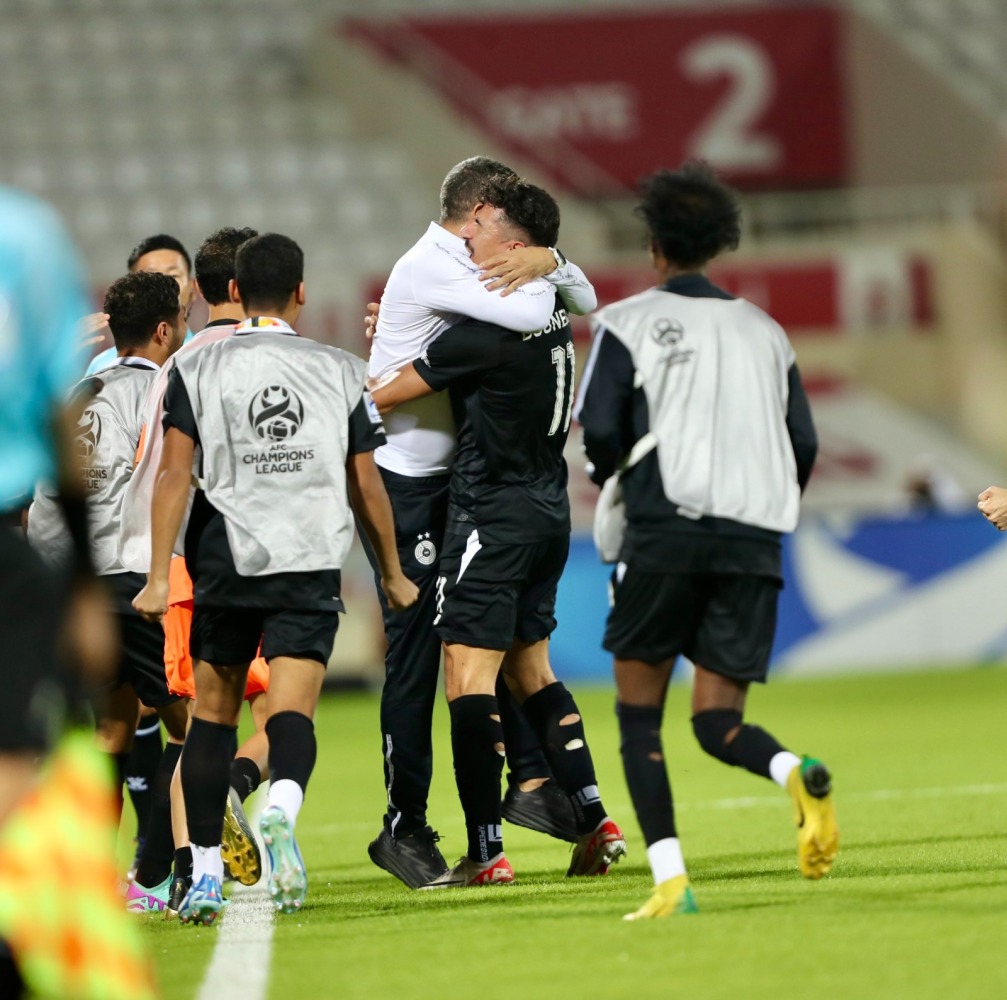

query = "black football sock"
[
  {"left": 617, "top": 702, "right": 676, "bottom": 845},
  {"left": 692, "top": 709, "right": 785, "bottom": 780},
  {"left": 495, "top": 674, "right": 551, "bottom": 785},
  {"left": 229, "top": 756, "right": 262, "bottom": 803},
  {"left": 173, "top": 846, "right": 193, "bottom": 884},
  {"left": 134, "top": 740, "right": 182, "bottom": 888},
  {"left": 265, "top": 712, "right": 316, "bottom": 792},
  {"left": 125, "top": 716, "right": 163, "bottom": 843},
  {"left": 449, "top": 695, "right": 505, "bottom": 863},
  {"left": 181, "top": 719, "right": 237, "bottom": 848},
  {"left": 521, "top": 682, "right": 607, "bottom": 835}
]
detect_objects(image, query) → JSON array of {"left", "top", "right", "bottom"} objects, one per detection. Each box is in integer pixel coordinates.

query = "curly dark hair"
[
  {"left": 636, "top": 162, "right": 741, "bottom": 269},
  {"left": 103, "top": 271, "right": 180, "bottom": 350},
  {"left": 126, "top": 233, "right": 191, "bottom": 274},
  {"left": 439, "top": 156, "right": 517, "bottom": 223},
  {"left": 234, "top": 233, "right": 303, "bottom": 313},
  {"left": 194, "top": 227, "right": 258, "bottom": 305},
  {"left": 478, "top": 176, "right": 560, "bottom": 249}
]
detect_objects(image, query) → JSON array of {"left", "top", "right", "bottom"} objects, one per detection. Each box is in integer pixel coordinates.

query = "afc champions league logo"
[
  {"left": 248, "top": 385, "right": 305, "bottom": 442},
  {"left": 651, "top": 318, "right": 684, "bottom": 346},
  {"left": 75, "top": 408, "right": 101, "bottom": 458},
  {"left": 414, "top": 532, "right": 437, "bottom": 566}
]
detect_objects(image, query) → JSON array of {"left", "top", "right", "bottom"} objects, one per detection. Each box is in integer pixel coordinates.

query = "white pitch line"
[{"left": 195, "top": 887, "right": 274, "bottom": 1000}]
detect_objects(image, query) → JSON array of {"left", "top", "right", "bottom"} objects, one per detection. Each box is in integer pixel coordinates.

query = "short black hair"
[
  {"left": 194, "top": 227, "right": 258, "bottom": 305},
  {"left": 479, "top": 176, "right": 560, "bottom": 248},
  {"left": 127, "top": 233, "right": 192, "bottom": 274},
  {"left": 103, "top": 271, "right": 180, "bottom": 350},
  {"left": 636, "top": 161, "right": 741, "bottom": 270},
  {"left": 234, "top": 233, "right": 303, "bottom": 312},
  {"left": 439, "top": 156, "right": 517, "bottom": 223}
]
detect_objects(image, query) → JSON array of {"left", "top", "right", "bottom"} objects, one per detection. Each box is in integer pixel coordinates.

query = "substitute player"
[
  {"left": 373, "top": 178, "right": 625, "bottom": 888},
  {"left": 120, "top": 227, "right": 272, "bottom": 916},
  {"left": 134, "top": 233, "right": 418, "bottom": 923},
  {"left": 28, "top": 271, "right": 190, "bottom": 913},
  {"left": 576, "top": 162, "right": 835, "bottom": 919}
]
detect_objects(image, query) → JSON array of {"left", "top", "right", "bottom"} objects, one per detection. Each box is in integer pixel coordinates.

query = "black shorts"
[
  {"left": 0, "top": 529, "right": 71, "bottom": 752},
  {"left": 190, "top": 605, "right": 339, "bottom": 665},
  {"left": 113, "top": 612, "right": 180, "bottom": 708},
  {"left": 434, "top": 531, "right": 568, "bottom": 651},
  {"left": 604, "top": 568, "right": 781, "bottom": 683}
]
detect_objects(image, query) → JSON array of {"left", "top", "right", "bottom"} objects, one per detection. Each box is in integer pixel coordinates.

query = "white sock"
[
  {"left": 267, "top": 778, "right": 305, "bottom": 827},
  {"left": 769, "top": 751, "right": 802, "bottom": 789},
  {"left": 646, "top": 837, "right": 687, "bottom": 885},
  {"left": 191, "top": 844, "right": 224, "bottom": 882}
]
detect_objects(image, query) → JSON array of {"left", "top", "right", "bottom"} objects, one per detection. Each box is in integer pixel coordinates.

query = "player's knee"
[{"left": 691, "top": 709, "right": 743, "bottom": 763}]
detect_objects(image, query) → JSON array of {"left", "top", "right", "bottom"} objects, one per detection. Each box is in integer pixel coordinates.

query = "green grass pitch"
[{"left": 136, "top": 667, "right": 1007, "bottom": 1000}]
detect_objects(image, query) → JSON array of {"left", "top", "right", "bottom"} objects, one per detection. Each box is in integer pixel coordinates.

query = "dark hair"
[
  {"left": 127, "top": 233, "right": 192, "bottom": 274},
  {"left": 103, "top": 271, "right": 180, "bottom": 350},
  {"left": 194, "top": 227, "right": 258, "bottom": 305},
  {"left": 439, "top": 156, "right": 517, "bottom": 223},
  {"left": 478, "top": 176, "right": 560, "bottom": 248},
  {"left": 234, "top": 233, "right": 303, "bottom": 312},
  {"left": 635, "top": 161, "right": 741, "bottom": 269}
]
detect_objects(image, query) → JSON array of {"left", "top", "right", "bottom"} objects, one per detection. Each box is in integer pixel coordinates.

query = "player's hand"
[
  {"left": 382, "top": 573, "right": 419, "bottom": 613},
  {"left": 62, "top": 577, "right": 118, "bottom": 685},
  {"left": 478, "top": 247, "right": 556, "bottom": 295},
  {"left": 133, "top": 577, "right": 170, "bottom": 624},
  {"left": 364, "top": 301, "right": 380, "bottom": 341},
  {"left": 79, "top": 311, "right": 111, "bottom": 351},
  {"left": 978, "top": 486, "right": 1007, "bottom": 529}
]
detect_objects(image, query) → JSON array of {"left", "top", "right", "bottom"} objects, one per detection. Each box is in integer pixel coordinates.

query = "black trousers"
[{"left": 361, "top": 468, "right": 546, "bottom": 836}]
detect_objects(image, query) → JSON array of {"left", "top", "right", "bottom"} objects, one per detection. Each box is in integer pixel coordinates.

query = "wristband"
[{"left": 548, "top": 247, "right": 566, "bottom": 270}]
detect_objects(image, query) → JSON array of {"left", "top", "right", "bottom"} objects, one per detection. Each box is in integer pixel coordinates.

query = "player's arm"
[
  {"left": 344, "top": 393, "right": 418, "bottom": 612},
  {"left": 412, "top": 245, "right": 555, "bottom": 333},
  {"left": 479, "top": 248, "right": 598, "bottom": 315},
  {"left": 369, "top": 365, "right": 436, "bottom": 415},
  {"left": 786, "top": 363, "right": 817, "bottom": 493},
  {"left": 574, "top": 325, "right": 638, "bottom": 485},
  {"left": 133, "top": 369, "right": 195, "bottom": 622}
]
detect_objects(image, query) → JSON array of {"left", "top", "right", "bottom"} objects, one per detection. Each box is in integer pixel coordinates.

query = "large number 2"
[
  {"left": 549, "top": 342, "right": 576, "bottom": 437},
  {"left": 680, "top": 35, "right": 782, "bottom": 171}
]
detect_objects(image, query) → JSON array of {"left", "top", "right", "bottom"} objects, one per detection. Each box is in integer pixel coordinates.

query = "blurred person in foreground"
[
  {"left": 575, "top": 162, "right": 834, "bottom": 919},
  {"left": 364, "top": 155, "right": 594, "bottom": 889},
  {"left": 0, "top": 185, "right": 155, "bottom": 998},
  {"left": 120, "top": 227, "right": 273, "bottom": 917},
  {"left": 133, "top": 233, "right": 417, "bottom": 923},
  {"left": 372, "top": 178, "right": 625, "bottom": 889}
]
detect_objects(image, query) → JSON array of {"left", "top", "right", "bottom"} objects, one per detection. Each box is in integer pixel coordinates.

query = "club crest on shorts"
[
  {"left": 414, "top": 532, "right": 437, "bottom": 566},
  {"left": 75, "top": 408, "right": 101, "bottom": 457},
  {"left": 248, "top": 384, "right": 304, "bottom": 442}
]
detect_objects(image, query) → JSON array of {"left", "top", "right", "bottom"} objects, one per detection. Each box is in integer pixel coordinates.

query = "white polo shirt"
[{"left": 369, "top": 221, "right": 596, "bottom": 477}]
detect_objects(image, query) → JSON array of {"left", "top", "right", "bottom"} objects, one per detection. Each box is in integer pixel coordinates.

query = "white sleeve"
[
  {"left": 411, "top": 243, "right": 556, "bottom": 333},
  {"left": 544, "top": 259, "right": 597, "bottom": 316}
]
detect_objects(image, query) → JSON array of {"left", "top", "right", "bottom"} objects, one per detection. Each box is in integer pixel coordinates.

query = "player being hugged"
[{"left": 134, "top": 233, "right": 417, "bottom": 923}]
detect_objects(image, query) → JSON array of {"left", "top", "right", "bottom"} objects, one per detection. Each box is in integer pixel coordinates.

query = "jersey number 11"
[{"left": 549, "top": 342, "right": 576, "bottom": 437}]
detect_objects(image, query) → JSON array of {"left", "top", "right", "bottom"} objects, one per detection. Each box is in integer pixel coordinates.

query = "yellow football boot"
[
  {"left": 787, "top": 756, "right": 839, "bottom": 879},
  {"left": 623, "top": 875, "right": 698, "bottom": 920}
]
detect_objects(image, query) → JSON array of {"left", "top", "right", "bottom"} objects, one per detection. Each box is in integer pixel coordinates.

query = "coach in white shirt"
[{"left": 365, "top": 156, "right": 596, "bottom": 889}]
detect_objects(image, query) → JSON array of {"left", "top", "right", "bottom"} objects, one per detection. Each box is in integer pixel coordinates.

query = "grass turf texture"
[{"left": 135, "top": 667, "right": 1007, "bottom": 1000}]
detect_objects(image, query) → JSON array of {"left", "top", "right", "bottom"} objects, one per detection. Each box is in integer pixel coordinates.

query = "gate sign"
[{"left": 343, "top": 6, "right": 848, "bottom": 193}]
